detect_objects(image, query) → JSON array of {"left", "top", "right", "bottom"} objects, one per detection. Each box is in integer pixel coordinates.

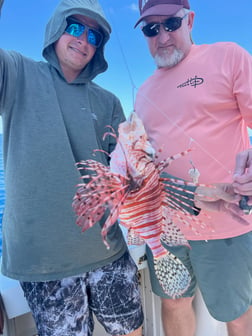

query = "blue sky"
[{"left": 0, "top": 0, "right": 252, "bottom": 133}]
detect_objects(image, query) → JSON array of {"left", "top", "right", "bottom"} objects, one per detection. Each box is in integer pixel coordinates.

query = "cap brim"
[{"left": 134, "top": 4, "right": 183, "bottom": 28}]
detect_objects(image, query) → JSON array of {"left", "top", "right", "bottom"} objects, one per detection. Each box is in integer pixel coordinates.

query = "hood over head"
[{"left": 42, "top": 0, "right": 111, "bottom": 82}]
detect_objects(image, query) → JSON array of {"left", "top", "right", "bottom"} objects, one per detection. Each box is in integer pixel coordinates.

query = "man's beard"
[{"left": 154, "top": 49, "right": 184, "bottom": 68}]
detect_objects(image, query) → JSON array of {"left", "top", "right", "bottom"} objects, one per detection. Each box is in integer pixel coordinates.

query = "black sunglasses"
[
  {"left": 142, "top": 14, "right": 188, "bottom": 37},
  {"left": 65, "top": 18, "right": 103, "bottom": 48}
]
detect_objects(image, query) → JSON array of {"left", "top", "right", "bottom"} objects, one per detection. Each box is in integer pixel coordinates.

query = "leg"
[
  {"left": 190, "top": 233, "right": 252, "bottom": 333},
  {"left": 145, "top": 244, "right": 197, "bottom": 336},
  {"left": 20, "top": 275, "right": 94, "bottom": 336},
  {"left": 88, "top": 251, "right": 143, "bottom": 336},
  {"left": 118, "top": 326, "right": 143, "bottom": 336},
  {"left": 161, "top": 296, "right": 196, "bottom": 336},
  {"left": 226, "top": 306, "right": 252, "bottom": 336}
]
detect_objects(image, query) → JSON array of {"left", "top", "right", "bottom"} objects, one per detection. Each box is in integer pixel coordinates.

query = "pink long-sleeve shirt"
[{"left": 135, "top": 42, "right": 252, "bottom": 240}]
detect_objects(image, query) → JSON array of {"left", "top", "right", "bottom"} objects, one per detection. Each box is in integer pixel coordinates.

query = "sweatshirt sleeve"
[{"left": 0, "top": 49, "right": 20, "bottom": 115}]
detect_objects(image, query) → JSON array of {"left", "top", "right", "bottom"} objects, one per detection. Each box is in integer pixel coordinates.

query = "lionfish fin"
[
  {"left": 154, "top": 252, "right": 191, "bottom": 299},
  {"left": 73, "top": 159, "right": 129, "bottom": 245},
  {"left": 101, "top": 190, "right": 129, "bottom": 247},
  {"left": 160, "top": 177, "right": 214, "bottom": 234},
  {"left": 157, "top": 149, "right": 192, "bottom": 172},
  {"left": 161, "top": 210, "right": 189, "bottom": 248}
]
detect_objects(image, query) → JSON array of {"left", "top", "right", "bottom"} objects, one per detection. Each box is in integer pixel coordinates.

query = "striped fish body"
[
  {"left": 117, "top": 147, "right": 191, "bottom": 298},
  {"left": 73, "top": 112, "right": 200, "bottom": 297},
  {"left": 120, "top": 166, "right": 167, "bottom": 259}
]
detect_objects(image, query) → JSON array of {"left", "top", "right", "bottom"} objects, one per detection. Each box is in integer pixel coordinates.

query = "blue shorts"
[
  {"left": 20, "top": 251, "right": 143, "bottom": 336},
  {"left": 147, "top": 231, "right": 252, "bottom": 322}
]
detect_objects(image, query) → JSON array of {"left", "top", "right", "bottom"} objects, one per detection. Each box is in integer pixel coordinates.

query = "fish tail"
[{"left": 154, "top": 251, "right": 191, "bottom": 299}]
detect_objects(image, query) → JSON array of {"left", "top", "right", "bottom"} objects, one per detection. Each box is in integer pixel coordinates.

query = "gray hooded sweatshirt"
[{"left": 0, "top": 0, "right": 127, "bottom": 281}]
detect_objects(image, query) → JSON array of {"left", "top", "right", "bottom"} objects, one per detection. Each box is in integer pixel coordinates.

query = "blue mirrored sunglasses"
[{"left": 65, "top": 18, "right": 103, "bottom": 48}]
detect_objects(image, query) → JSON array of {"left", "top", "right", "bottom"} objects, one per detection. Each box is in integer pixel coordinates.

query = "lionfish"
[{"left": 73, "top": 112, "right": 206, "bottom": 298}]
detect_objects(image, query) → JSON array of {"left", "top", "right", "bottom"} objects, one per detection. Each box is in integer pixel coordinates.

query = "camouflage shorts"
[{"left": 20, "top": 251, "right": 143, "bottom": 336}]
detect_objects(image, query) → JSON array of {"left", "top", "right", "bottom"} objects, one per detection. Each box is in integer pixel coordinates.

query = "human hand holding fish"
[
  {"left": 233, "top": 148, "right": 252, "bottom": 196},
  {"left": 73, "top": 112, "right": 248, "bottom": 298},
  {"left": 194, "top": 183, "right": 249, "bottom": 225},
  {"left": 232, "top": 148, "right": 252, "bottom": 214}
]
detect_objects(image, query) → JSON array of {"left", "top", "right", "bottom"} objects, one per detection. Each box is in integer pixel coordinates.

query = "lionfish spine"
[{"left": 158, "top": 149, "right": 192, "bottom": 172}]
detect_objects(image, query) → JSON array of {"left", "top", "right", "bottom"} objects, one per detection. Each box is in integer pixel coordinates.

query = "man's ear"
[{"left": 188, "top": 11, "right": 195, "bottom": 31}]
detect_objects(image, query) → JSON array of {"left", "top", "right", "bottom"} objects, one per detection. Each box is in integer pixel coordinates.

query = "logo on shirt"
[{"left": 177, "top": 76, "right": 204, "bottom": 89}]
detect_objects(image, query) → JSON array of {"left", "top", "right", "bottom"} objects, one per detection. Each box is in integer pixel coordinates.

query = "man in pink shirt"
[{"left": 134, "top": 0, "right": 252, "bottom": 335}]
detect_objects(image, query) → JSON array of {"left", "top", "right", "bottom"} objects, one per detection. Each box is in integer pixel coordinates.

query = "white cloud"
[{"left": 129, "top": 3, "right": 138, "bottom": 12}]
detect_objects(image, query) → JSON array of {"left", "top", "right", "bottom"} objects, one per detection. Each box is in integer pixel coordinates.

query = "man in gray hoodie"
[
  {"left": 0, "top": 0, "right": 143, "bottom": 335},
  {"left": 0, "top": 0, "right": 247, "bottom": 335}
]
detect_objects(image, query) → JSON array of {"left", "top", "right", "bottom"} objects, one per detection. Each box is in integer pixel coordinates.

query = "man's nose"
[
  {"left": 76, "top": 31, "right": 88, "bottom": 43},
  {"left": 158, "top": 25, "right": 172, "bottom": 42}
]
